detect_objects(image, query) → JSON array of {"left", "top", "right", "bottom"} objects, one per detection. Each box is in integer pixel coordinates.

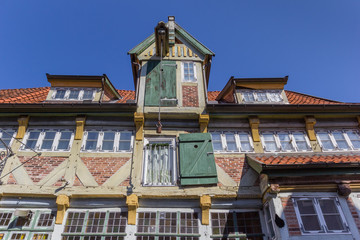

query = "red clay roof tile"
[{"left": 253, "top": 154, "right": 360, "bottom": 165}]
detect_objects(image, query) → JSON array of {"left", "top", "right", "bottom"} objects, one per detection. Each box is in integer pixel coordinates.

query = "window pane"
[
  {"left": 55, "top": 90, "right": 66, "bottom": 99},
  {"left": 242, "top": 92, "right": 255, "bottom": 102},
  {"left": 225, "top": 133, "right": 237, "bottom": 151},
  {"left": 102, "top": 132, "right": 115, "bottom": 151},
  {"left": 86, "top": 212, "right": 106, "bottom": 233},
  {"left": 37, "top": 213, "right": 55, "bottom": 227},
  {"left": 119, "top": 132, "right": 132, "bottom": 151},
  {"left": 319, "top": 199, "right": 345, "bottom": 231},
  {"left": 41, "top": 131, "right": 56, "bottom": 150},
  {"left": 0, "top": 212, "right": 12, "bottom": 226},
  {"left": 83, "top": 90, "right": 93, "bottom": 100},
  {"left": 137, "top": 212, "right": 157, "bottom": 233},
  {"left": 263, "top": 134, "right": 278, "bottom": 151},
  {"left": 25, "top": 130, "right": 40, "bottom": 149},
  {"left": 346, "top": 130, "right": 360, "bottom": 149},
  {"left": 318, "top": 132, "right": 335, "bottom": 150},
  {"left": 183, "top": 62, "right": 194, "bottom": 82},
  {"left": 64, "top": 212, "right": 86, "bottom": 233},
  {"left": 158, "top": 212, "right": 177, "bottom": 234},
  {"left": 278, "top": 133, "right": 294, "bottom": 151},
  {"left": 85, "top": 131, "right": 99, "bottom": 150},
  {"left": 58, "top": 131, "right": 72, "bottom": 150},
  {"left": 211, "top": 133, "right": 223, "bottom": 151},
  {"left": 32, "top": 234, "right": 50, "bottom": 240},
  {"left": 332, "top": 132, "right": 350, "bottom": 150},
  {"left": 257, "top": 92, "right": 268, "bottom": 102},
  {"left": 180, "top": 213, "right": 198, "bottom": 234},
  {"left": 301, "top": 216, "right": 322, "bottom": 231},
  {"left": 293, "top": 133, "right": 310, "bottom": 151},
  {"left": 0, "top": 130, "right": 15, "bottom": 149},
  {"left": 107, "top": 212, "right": 127, "bottom": 233},
  {"left": 69, "top": 90, "right": 80, "bottom": 100}
]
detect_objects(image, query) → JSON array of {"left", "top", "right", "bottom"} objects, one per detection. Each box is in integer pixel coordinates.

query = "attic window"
[
  {"left": 51, "top": 88, "right": 96, "bottom": 101},
  {"left": 240, "top": 90, "right": 284, "bottom": 103}
]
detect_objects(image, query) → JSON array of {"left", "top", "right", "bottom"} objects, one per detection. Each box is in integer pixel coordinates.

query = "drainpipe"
[
  {"left": 133, "top": 62, "right": 141, "bottom": 104},
  {"left": 202, "top": 59, "right": 211, "bottom": 103},
  {"left": 99, "top": 76, "right": 105, "bottom": 103}
]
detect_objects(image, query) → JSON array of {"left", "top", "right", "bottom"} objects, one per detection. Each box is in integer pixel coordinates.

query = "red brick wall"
[
  {"left": 182, "top": 85, "right": 199, "bottom": 107},
  {"left": 6, "top": 173, "right": 17, "bottom": 185},
  {"left": 215, "top": 156, "right": 248, "bottom": 184},
  {"left": 19, "top": 156, "right": 66, "bottom": 183},
  {"left": 346, "top": 197, "right": 360, "bottom": 234},
  {"left": 81, "top": 157, "right": 130, "bottom": 185},
  {"left": 281, "top": 197, "right": 301, "bottom": 236}
]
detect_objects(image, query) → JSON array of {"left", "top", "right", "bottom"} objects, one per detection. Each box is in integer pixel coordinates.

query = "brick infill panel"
[
  {"left": 182, "top": 85, "right": 199, "bottom": 107},
  {"left": 215, "top": 156, "right": 248, "bottom": 184},
  {"left": 81, "top": 157, "right": 130, "bottom": 185},
  {"left": 346, "top": 197, "right": 360, "bottom": 234},
  {"left": 281, "top": 197, "right": 301, "bottom": 236},
  {"left": 19, "top": 156, "right": 66, "bottom": 183}
]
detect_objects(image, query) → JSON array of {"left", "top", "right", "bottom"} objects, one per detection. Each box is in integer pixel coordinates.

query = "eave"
[{"left": 206, "top": 103, "right": 360, "bottom": 116}]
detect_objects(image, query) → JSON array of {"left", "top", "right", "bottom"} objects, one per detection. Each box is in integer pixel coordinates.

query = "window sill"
[
  {"left": 17, "top": 151, "right": 71, "bottom": 157},
  {"left": 79, "top": 152, "right": 132, "bottom": 157}
]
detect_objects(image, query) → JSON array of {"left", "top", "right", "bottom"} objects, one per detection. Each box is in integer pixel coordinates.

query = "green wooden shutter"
[
  {"left": 144, "top": 60, "right": 177, "bottom": 106},
  {"left": 179, "top": 133, "right": 218, "bottom": 185}
]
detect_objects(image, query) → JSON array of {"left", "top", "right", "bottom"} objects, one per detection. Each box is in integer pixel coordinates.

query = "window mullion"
[
  {"left": 83, "top": 211, "right": 89, "bottom": 234},
  {"left": 343, "top": 131, "right": 354, "bottom": 150},
  {"left": 274, "top": 133, "right": 281, "bottom": 151},
  {"left": 97, "top": 131, "right": 103, "bottom": 151},
  {"left": 328, "top": 132, "right": 338, "bottom": 149},
  {"left": 234, "top": 133, "right": 241, "bottom": 152},
  {"left": 221, "top": 133, "right": 226, "bottom": 151}
]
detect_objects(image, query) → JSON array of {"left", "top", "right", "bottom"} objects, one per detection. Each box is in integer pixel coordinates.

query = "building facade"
[{"left": 0, "top": 16, "right": 359, "bottom": 240}]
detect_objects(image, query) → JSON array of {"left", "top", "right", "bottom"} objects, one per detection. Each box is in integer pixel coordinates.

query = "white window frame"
[
  {"left": 51, "top": 88, "right": 96, "bottom": 101},
  {"left": 0, "top": 208, "right": 55, "bottom": 240},
  {"left": 181, "top": 61, "right": 197, "bottom": 82},
  {"left": 62, "top": 208, "right": 129, "bottom": 239},
  {"left": 142, "top": 137, "right": 177, "bottom": 186},
  {"left": 260, "top": 131, "right": 312, "bottom": 153},
  {"left": 293, "top": 197, "right": 350, "bottom": 235},
  {"left": 136, "top": 208, "right": 200, "bottom": 239},
  {"left": 0, "top": 128, "right": 17, "bottom": 150},
  {"left": 21, "top": 128, "right": 74, "bottom": 152},
  {"left": 81, "top": 129, "right": 134, "bottom": 152},
  {"left": 316, "top": 129, "right": 360, "bottom": 152},
  {"left": 240, "top": 90, "right": 284, "bottom": 103},
  {"left": 210, "top": 131, "right": 254, "bottom": 153}
]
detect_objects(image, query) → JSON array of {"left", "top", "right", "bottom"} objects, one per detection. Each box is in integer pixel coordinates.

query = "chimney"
[{"left": 168, "top": 16, "right": 175, "bottom": 46}]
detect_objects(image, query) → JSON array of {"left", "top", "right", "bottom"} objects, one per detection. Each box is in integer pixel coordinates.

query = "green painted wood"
[
  {"left": 144, "top": 60, "right": 176, "bottom": 107},
  {"left": 179, "top": 133, "right": 218, "bottom": 185},
  {"left": 128, "top": 34, "right": 155, "bottom": 55}
]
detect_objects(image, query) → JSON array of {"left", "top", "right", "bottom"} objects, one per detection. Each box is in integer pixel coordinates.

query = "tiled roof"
[
  {"left": 0, "top": 87, "right": 50, "bottom": 103},
  {"left": 285, "top": 90, "right": 341, "bottom": 105},
  {"left": 117, "top": 90, "right": 136, "bottom": 103},
  {"left": 207, "top": 90, "right": 342, "bottom": 104},
  {"left": 0, "top": 87, "right": 136, "bottom": 104},
  {"left": 0, "top": 87, "right": 344, "bottom": 105},
  {"left": 252, "top": 154, "right": 360, "bottom": 165}
]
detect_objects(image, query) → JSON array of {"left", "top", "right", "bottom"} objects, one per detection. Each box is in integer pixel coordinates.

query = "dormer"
[
  {"left": 45, "top": 74, "right": 122, "bottom": 103},
  {"left": 128, "top": 16, "right": 215, "bottom": 113},
  {"left": 215, "top": 76, "right": 289, "bottom": 104}
]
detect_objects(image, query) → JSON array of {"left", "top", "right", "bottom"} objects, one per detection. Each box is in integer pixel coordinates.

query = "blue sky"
[{"left": 0, "top": 0, "right": 359, "bottom": 102}]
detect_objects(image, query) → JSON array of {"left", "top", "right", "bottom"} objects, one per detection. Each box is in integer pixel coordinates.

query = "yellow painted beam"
[
  {"left": 75, "top": 116, "right": 86, "bottom": 140},
  {"left": 188, "top": 48, "right": 193, "bottom": 57},
  {"left": 126, "top": 194, "right": 139, "bottom": 225},
  {"left": 172, "top": 46, "right": 175, "bottom": 57},
  {"left": 150, "top": 49, "right": 153, "bottom": 56},
  {"left": 199, "top": 114, "right": 210, "bottom": 133},
  {"left": 183, "top": 47, "right": 187, "bottom": 57},
  {"left": 16, "top": 116, "right": 30, "bottom": 139},
  {"left": 177, "top": 46, "right": 181, "bottom": 57},
  {"left": 249, "top": 117, "right": 260, "bottom": 142},
  {"left": 200, "top": 195, "right": 211, "bottom": 225},
  {"left": 305, "top": 116, "right": 317, "bottom": 141},
  {"left": 56, "top": 195, "right": 69, "bottom": 224},
  {"left": 134, "top": 112, "right": 144, "bottom": 141}
]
